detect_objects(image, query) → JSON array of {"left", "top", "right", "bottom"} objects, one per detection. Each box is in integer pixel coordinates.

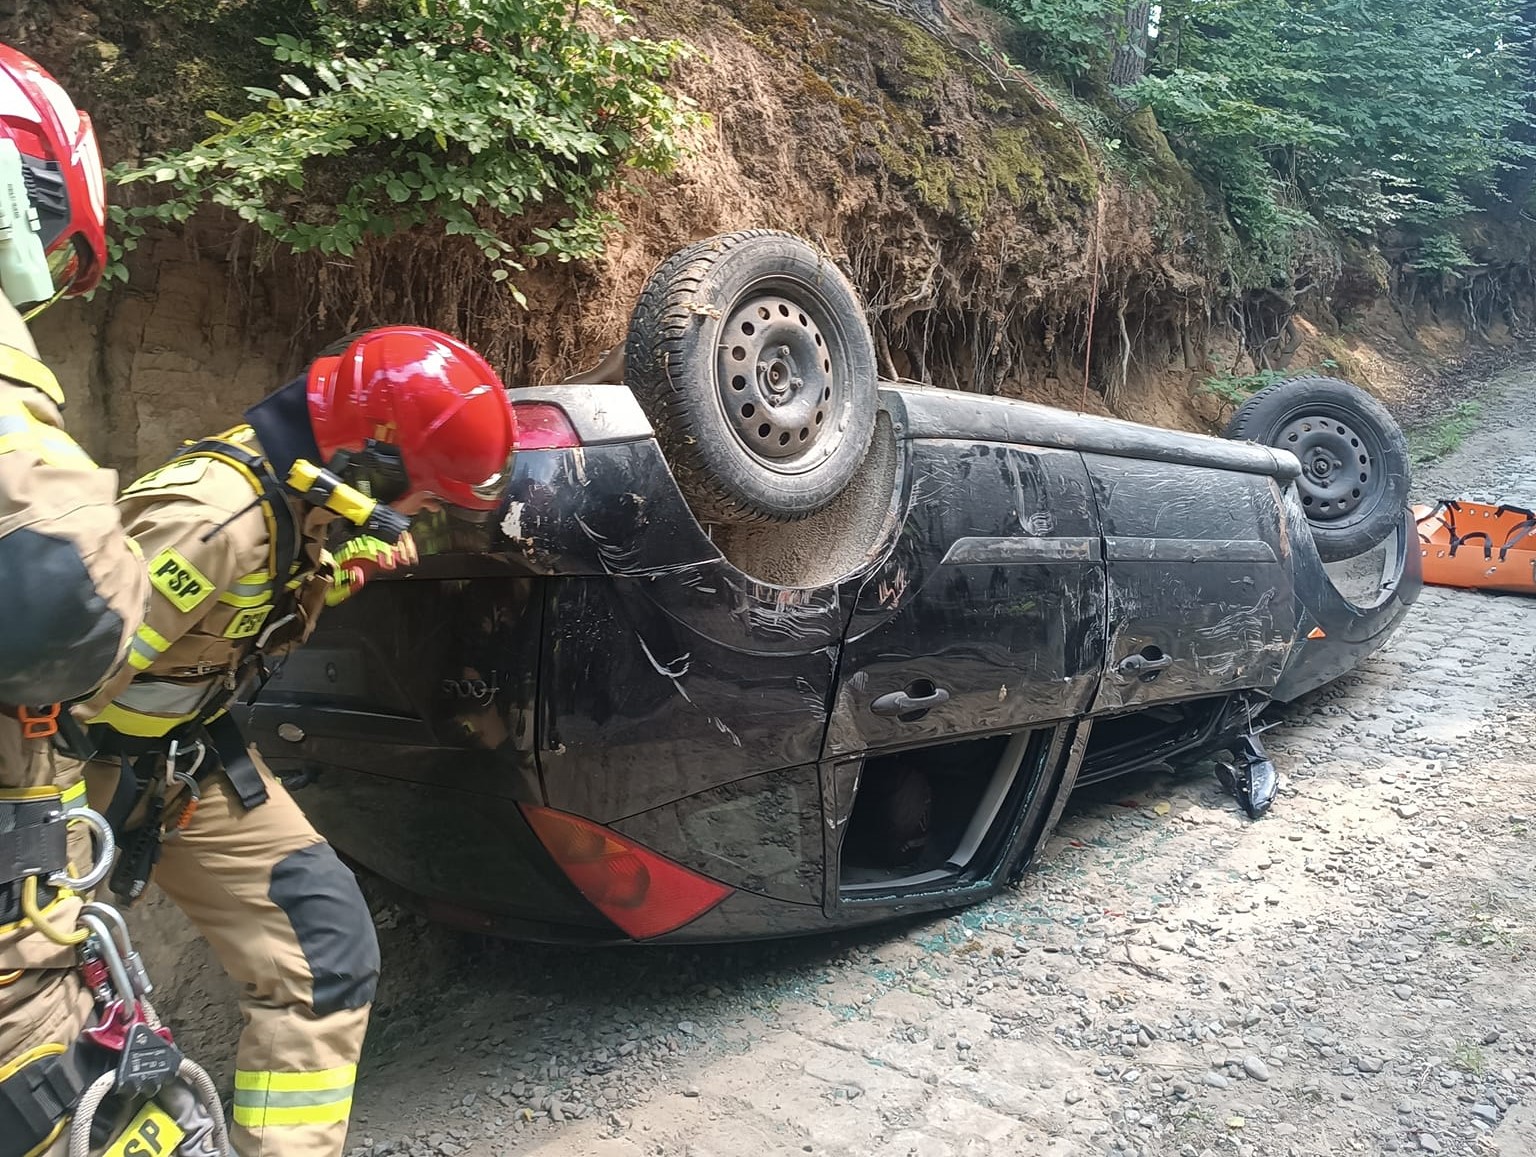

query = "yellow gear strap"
[
  {"left": 0, "top": 344, "right": 63, "bottom": 406},
  {"left": 163, "top": 425, "right": 283, "bottom": 582},
  {"left": 90, "top": 700, "right": 201, "bottom": 739}
]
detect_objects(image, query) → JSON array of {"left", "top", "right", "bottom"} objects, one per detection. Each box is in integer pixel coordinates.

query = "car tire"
[
  {"left": 624, "top": 231, "right": 879, "bottom": 524},
  {"left": 1225, "top": 375, "right": 1410, "bottom": 562}
]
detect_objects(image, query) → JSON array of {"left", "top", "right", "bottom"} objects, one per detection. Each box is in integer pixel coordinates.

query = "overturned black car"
[{"left": 244, "top": 232, "right": 1421, "bottom": 944}]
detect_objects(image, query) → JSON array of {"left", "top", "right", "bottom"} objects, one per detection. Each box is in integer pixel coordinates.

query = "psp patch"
[
  {"left": 148, "top": 548, "right": 215, "bottom": 613},
  {"left": 102, "top": 1100, "right": 185, "bottom": 1157},
  {"left": 223, "top": 604, "right": 273, "bottom": 639},
  {"left": 124, "top": 458, "right": 210, "bottom": 495}
]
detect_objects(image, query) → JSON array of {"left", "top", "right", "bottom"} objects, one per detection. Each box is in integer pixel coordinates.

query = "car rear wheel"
[
  {"left": 624, "top": 231, "right": 879, "bottom": 525},
  {"left": 1225, "top": 375, "right": 1410, "bottom": 562}
]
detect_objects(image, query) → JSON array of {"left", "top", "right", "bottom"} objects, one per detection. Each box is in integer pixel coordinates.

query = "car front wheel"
[{"left": 1225, "top": 375, "right": 1411, "bottom": 562}]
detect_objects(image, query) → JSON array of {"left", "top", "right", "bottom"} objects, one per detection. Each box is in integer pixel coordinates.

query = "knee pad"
[{"left": 268, "top": 842, "right": 381, "bottom": 1016}]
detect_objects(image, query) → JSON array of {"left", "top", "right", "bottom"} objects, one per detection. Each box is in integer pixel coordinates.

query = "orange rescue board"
[{"left": 1413, "top": 500, "right": 1536, "bottom": 595}]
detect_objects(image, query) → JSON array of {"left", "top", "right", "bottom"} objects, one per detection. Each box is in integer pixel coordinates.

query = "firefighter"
[
  {"left": 0, "top": 43, "right": 153, "bottom": 1157},
  {"left": 66, "top": 324, "right": 517, "bottom": 1157}
]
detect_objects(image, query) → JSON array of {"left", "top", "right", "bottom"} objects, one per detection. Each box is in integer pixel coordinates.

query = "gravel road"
[{"left": 145, "top": 366, "right": 1536, "bottom": 1157}]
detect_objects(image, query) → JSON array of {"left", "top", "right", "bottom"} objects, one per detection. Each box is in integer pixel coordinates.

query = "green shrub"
[{"left": 110, "top": 0, "right": 702, "bottom": 302}]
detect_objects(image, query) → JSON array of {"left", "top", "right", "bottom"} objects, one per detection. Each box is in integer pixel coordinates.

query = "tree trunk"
[{"left": 1109, "top": 2, "right": 1152, "bottom": 100}]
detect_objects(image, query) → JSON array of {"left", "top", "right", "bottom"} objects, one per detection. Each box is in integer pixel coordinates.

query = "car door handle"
[
  {"left": 1117, "top": 652, "right": 1173, "bottom": 675},
  {"left": 870, "top": 686, "right": 951, "bottom": 717}
]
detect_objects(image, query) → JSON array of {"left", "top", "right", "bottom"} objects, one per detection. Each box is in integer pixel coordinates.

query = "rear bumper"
[{"left": 1274, "top": 505, "right": 1423, "bottom": 702}]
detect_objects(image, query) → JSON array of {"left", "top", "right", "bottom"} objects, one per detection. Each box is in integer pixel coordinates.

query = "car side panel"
[
  {"left": 826, "top": 440, "right": 1107, "bottom": 756},
  {"left": 248, "top": 575, "right": 545, "bottom": 793},
  {"left": 1083, "top": 456, "right": 1297, "bottom": 712},
  {"left": 537, "top": 571, "right": 844, "bottom": 823}
]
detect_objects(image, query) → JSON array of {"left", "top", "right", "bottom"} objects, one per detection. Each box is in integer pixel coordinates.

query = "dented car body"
[{"left": 244, "top": 382, "right": 1421, "bottom": 943}]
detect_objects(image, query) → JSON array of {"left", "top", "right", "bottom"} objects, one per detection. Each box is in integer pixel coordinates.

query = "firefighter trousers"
[{"left": 84, "top": 755, "right": 380, "bottom": 1157}]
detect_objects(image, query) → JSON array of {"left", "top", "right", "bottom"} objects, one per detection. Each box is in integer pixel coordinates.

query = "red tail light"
[
  {"left": 510, "top": 403, "right": 581, "bottom": 450},
  {"left": 520, "top": 805, "right": 733, "bottom": 940}
]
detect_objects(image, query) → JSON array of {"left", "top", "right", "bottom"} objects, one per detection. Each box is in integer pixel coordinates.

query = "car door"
[
  {"left": 1083, "top": 454, "right": 1296, "bottom": 713},
  {"left": 825, "top": 438, "right": 1107, "bottom": 756}
]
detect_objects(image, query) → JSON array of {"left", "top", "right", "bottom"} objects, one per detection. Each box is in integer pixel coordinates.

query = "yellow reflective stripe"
[
  {"left": 234, "top": 1065, "right": 356, "bottom": 1093},
  {"left": 0, "top": 786, "right": 63, "bottom": 801},
  {"left": 0, "top": 413, "right": 91, "bottom": 465},
  {"left": 116, "top": 679, "right": 210, "bottom": 714},
  {"left": 127, "top": 624, "right": 171, "bottom": 671},
  {"left": 232, "top": 1065, "right": 356, "bottom": 1128},
  {"left": 219, "top": 570, "right": 275, "bottom": 607},
  {"left": 0, "top": 344, "right": 63, "bottom": 405},
  {"left": 90, "top": 700, "right": 199, "bottom": 739},
  {"left": 218, "top": 590, "right": 272, "bottom": 609},
  {"left": 137, "top": 623, "right": 172, "bottom": 651},
  {"left": 232, "top": 1099, "right": 353, "bottom": 1128},
  {"left": 60, "top": 780, "right": 87, "bottom": 811}
]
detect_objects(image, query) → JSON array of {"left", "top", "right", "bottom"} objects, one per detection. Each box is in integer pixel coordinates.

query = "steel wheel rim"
[
  {"left": 1278, "top": 408, "right": 1383, "bottom": 526},
  {"left": 716, "top": 292, "right": 846, "bottom": 475}
]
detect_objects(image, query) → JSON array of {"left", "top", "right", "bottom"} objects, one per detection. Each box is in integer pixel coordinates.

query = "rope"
[
  {"left": 66, "top": 1047, "right": 232, "bottom": 1157},
  {"left": 67, "top": 1070, "right": 116, "bottom": 1157}
]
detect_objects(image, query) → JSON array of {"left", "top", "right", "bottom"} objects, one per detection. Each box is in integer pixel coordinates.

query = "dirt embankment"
[{"left": 10, "top": 0, "right": 1533, "bottom": 477}]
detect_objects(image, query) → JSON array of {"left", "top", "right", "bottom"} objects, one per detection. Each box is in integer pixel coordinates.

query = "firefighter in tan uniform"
[
  {"left": 0, "top": 44, "right": 154, "bottom": 1157},
  {"left": 65, "top": 325, "right": 518, "bottom": 1157}
]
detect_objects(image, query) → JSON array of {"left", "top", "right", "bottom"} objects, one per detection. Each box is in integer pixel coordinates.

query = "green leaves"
[
  {"left": 981, "top": 0, "right": 1124, "bottom": 77},
  {"left": 980, "top": 0, "right": 1533, "bottom": 285},
  {"left": 108, "top": 0, "right": 702, "bottom": 297},
  {"left": 1130, "top": 0, "right": 1535, "bottom": 281}
]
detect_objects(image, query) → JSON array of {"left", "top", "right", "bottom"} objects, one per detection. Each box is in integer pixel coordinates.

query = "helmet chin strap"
[{"left": 243, "top": 377, "right": 411, "bottom": 542}]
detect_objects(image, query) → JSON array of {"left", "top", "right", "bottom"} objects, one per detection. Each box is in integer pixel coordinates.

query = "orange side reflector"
[{"left": 1307, "top": 627, "right": 1327, "bottom": 640}]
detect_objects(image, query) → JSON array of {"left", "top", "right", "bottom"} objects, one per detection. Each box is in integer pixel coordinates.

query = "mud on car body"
[{"left": 241, "top": 233, "right": 1421, "bottom": 944}]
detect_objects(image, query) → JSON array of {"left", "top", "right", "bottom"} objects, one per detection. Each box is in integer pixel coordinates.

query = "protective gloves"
[{"left": 324, "top": 531, "right": 419, "bottom": 606}]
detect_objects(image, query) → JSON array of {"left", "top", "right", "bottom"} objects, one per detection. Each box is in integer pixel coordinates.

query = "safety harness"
[
  {"left": 69, "top": 429, "right": 309, "bottom": 903},
  {"left": 0, "top": 785, "right": 232, "bottom": 1157}
]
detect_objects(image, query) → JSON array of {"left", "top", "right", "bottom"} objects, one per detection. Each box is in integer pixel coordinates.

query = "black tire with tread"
[
  {"left": 623, "top": 231, "right": 879, "bottom": 525},
  {"left": 1224, "top": 374, "right": 1410, "bottom": 562}
]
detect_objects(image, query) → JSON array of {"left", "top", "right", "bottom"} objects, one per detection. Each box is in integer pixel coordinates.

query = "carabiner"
[
  {"left": 78, "top": 910, "right": 136, "bottom": 1006},
  {"left": 82, "top": 901, "right": 153, "bottom": 998},
  {"left": 48, "top": 807, "right": 116, "bottom": 893}
]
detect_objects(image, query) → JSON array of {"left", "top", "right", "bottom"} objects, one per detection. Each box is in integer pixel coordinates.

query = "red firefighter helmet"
[
  {"left": 0, "top": 44, "right": 107, "bottom": 309},
  {"left": 306, "top": 326, "right": 517, "bottom": 511}
]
